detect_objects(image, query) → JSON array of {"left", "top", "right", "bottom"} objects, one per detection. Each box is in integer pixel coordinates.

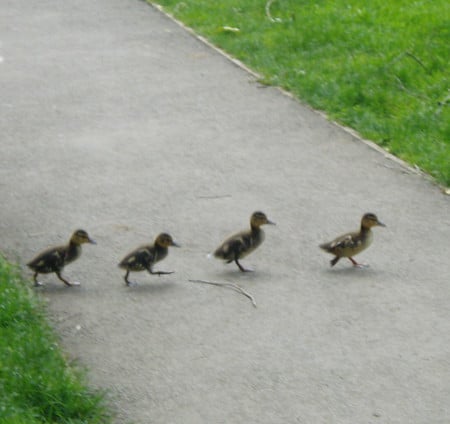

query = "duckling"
[
  {"left": 211, "top": 211, "right": 275, "bottom": 272},
  {"left": 118, "top": 232, "right": 180, "bottom": 286},
  {"left": 320, "top": 213, "right": 385, "bottom": 267},
  {"left": 27, "top": 229, "right": 96, "bottom": 287}
]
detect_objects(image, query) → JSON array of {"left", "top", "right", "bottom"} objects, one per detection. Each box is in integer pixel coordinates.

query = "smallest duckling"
[
  {"left": 27, "top": 229, "right": 96, "bottom": 287},
  {"left": 320, "top": 212, "right": 385, "bottom": 267},
  {"left": 212, "top": 211, "right": 275, "bottom": 272},
  {"left": 118, "top": 232, "right": 180, "bottom": 286}
]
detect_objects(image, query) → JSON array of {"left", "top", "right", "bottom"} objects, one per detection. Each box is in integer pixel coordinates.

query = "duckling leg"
[
  {"left": 148, "top": 268, "right": 174, "bottom": 276},
  {"left": 32, "top": 272, "right": 43, "bottom": 287},
  {"left": 235, "top": 258, "right": 253, "bottom": 272},
  {"left": 330, "top": 256, "right": 340, "bottom": 267},
  {"left": 124, "top": 270, "right": 135, "bottom": 286},
  {"left": 348, "top": 257, "right": 369, "bottom": 268},
  {"left": 56, "top": 271, "right": 77, "bottom": 287}
]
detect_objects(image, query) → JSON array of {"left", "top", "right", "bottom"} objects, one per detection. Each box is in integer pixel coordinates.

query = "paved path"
[{"left": 1, "top": 1, "right": 449, "bottom": 423}]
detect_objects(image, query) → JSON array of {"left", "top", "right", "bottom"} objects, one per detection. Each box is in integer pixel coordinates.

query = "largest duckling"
[
  {"left": 212, "top": 211, "right": 275, "bottom": 272},
  {"left": 119, "top": 232, "right": 180, "bottom": 286},
  {"left": 27, "top": 229, "right": 96, "bottom": 286},
  {"left": 320, "top": 213, "right": 385, "bottom": 267}
]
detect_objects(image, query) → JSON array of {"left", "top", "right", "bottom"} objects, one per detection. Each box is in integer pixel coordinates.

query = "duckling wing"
[
  {"left": 27, "top": 246, "right": 66, "bottom": 273},
  {"left": 214, "top": 232, "right": 257, "bottom": 261},
  {"left": 320, "top": 232, "right": 361, "bottom": 255},
  {"left": 119, "top": 246, "right": 154, "bottom": 271}
]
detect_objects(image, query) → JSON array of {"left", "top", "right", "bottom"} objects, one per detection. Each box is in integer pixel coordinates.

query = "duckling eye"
[{"left": 159, "top": 234, "right": 172, "bottom": 245}]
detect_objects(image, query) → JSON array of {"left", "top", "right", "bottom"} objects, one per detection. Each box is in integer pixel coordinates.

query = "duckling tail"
[{"left": 319, "top": 242, "right": 332, "bottom": 252}]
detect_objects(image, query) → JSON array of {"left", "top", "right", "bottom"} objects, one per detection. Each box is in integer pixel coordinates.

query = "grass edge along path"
[
  {"left": 0, "top": 256, "right": 112, "bottom": 424},
  {"left": 151, "top": 0, "right": 449, "bottom": 188}
]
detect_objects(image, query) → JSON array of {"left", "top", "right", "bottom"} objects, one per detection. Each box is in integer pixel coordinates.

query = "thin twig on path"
[{"left": 188, "top": 279, "right": 257, "bottom": 308}]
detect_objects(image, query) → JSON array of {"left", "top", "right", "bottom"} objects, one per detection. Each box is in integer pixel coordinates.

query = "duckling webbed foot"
[
  {"left": 56, "top": 272, "right": 78, "bottom": 287},
  {"left": 124, "top": 271, "right": 137, "bottom": 286},
  {"left": 147, "top": 266, "right": 174, "bottom": 276},
  {"left": 349, "top": 257, "right": 369, "bottom": 268},
  {"left": 149, "top": 270, "right": 174, "bottom": 276},
  {"left": 32, "top": 273, "right": 43, "bottom": 287}
]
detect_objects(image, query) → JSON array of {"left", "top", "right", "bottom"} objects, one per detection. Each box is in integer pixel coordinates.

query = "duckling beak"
[
  {"left": 89, "top": 238, "right": 97, "bottom": 244},
  {"left": 377, "top": 221, "right": 386, "bottom": 227},
  {"left": 171, "top": 241, "right": 181, "bottom": 248},
  {"left": 267, "top": 219, "right": 276, "bottom": 225}
]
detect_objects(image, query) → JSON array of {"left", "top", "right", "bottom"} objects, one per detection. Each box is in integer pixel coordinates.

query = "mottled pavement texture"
[{"left": 1, "top": 1, "right": 449, "bottom": 423}]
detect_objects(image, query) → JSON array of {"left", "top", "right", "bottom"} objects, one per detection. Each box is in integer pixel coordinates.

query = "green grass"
[
  {"left": 0, "top": 256, "right": 111, "bottom": 424},
  {"left": 153, "top": 0, "right": 449, "bottom": 186}
]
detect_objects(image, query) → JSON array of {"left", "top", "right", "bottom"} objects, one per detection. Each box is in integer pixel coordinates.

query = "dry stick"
[
  {"left": 405, "top": 51, "right": 428, "bottom": 73},
  {"left": 265, "top": 0, "right": 281, "bottom": 23},
  {"left": 393, "top": 74, "right": 430, "bottom": 101},
  {"left": 188, "top": 279, "right": 257, "bottom": 308},
  {"left": 388, "top": 51, "right": 429, "bottom": 77}
]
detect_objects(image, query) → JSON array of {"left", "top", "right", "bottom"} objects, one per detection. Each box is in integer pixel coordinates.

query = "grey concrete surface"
[{"left": 1, "top": 1, "right": 449, "bottom": 423}]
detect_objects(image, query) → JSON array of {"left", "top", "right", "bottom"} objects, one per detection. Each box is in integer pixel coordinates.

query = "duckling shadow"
[
  {"left": 323, "top": 266, "right": 379, "bottom": 280},
  {"left": 33, "top": 283, "right": 84, "bottom": 294},
  {"left": 214, "top": 269, "right": 261, "bottom": 282},
  {"left": 122, "top": 280, "right": 177, "bottom": 294}
]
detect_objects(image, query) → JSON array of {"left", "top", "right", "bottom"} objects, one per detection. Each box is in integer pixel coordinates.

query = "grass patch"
[
  {"left": 0, "top": 256, "right": 111, "bottom": 424},
  {"left": 153, "top": 0, "right": 449, "bottom": 186}
]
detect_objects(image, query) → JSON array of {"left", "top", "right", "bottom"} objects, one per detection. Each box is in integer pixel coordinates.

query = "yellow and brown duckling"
[
  {"left": 211, "top": 211, "right": 275, "bottom": 272},
  {"left": 118, "top": 232, "right": 180, "bottom": 286},
  {"left": 27, "top": 229, "right": 96, "bottom": 287},
  {"left": 320, "top": 212, "right": 385, "bottom": 267}
]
